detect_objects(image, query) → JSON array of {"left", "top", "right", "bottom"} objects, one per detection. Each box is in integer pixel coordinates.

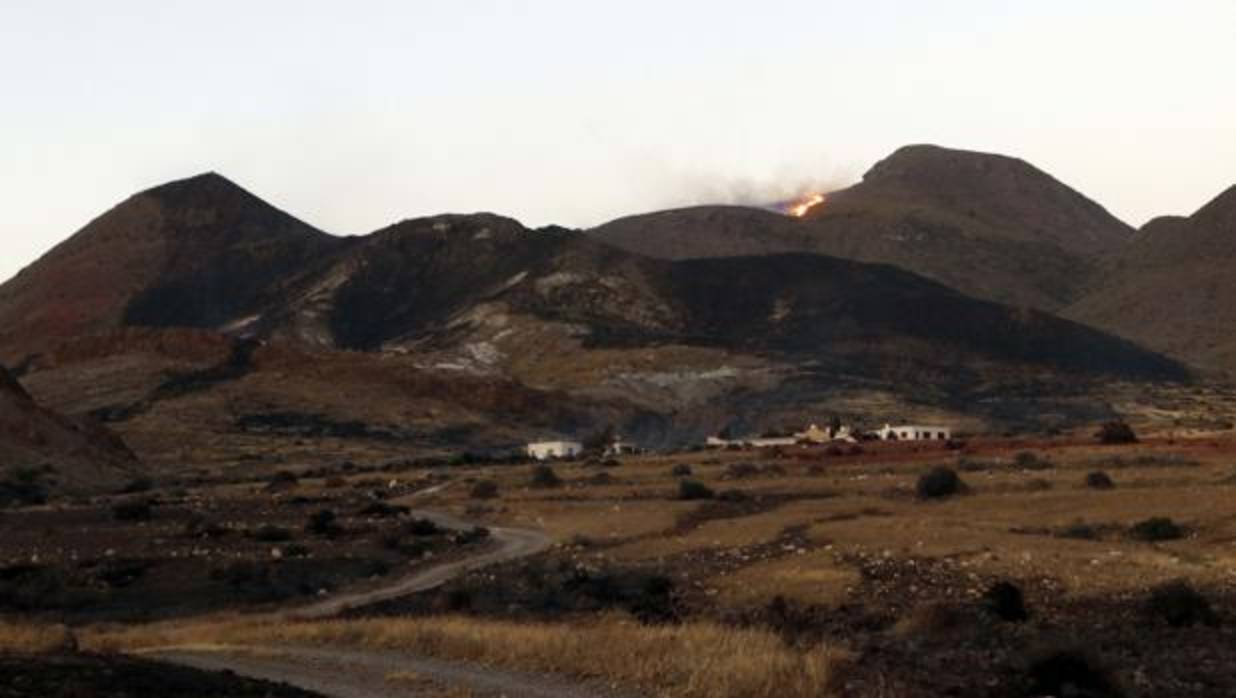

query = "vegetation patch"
[
  {"left": 675, "top": 479, "right": 715, "bottom": 501},
  {"left": 916, "top": 467, "right": 965, "bottom": 499},
  {"left": 1085, "top": 471, "right": 1115, "bottom": 489},
  {"left": 1096, "top": 421, "right": 1138, "bottom": 445},
  {"left": 1128, "top": 517, "right": 1185, "bottom": 542},
  {"left": 1145, "top": 581, "right": 1219, "bottom": 627}
]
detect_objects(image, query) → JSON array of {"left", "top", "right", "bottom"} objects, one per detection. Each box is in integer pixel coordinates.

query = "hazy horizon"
[{"left": 3, "top": 1, "right": 1234, "bottom": 283}]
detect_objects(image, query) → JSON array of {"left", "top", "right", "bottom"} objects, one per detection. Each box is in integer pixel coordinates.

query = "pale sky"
[{"left": 2, "top": 1, "right": 1234, "bottom": 283}]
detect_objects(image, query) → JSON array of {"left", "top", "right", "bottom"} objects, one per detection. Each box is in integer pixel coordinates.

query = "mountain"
[
  {"left": 589, "top": 145, "right": 1133, "bottom": 311},
  {"left": 587, "top": 205, "right": 812, "bottom": 260},
  {"left": 0, "top": 170, "right": 1189, "bottom": 466},
  {"left": 0, "top": 173, "right": 345, "bottom": 362},
  {"left": 1, "top": 365, "right": 139, "bottom": 498},
  {"left": 1066, "top": 186, "right": 1236, "bottom": 370}
]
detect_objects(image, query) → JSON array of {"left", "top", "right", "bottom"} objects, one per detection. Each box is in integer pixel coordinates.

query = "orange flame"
[{"left": 788, "top": 193, "right": 825, "bottom": 218}]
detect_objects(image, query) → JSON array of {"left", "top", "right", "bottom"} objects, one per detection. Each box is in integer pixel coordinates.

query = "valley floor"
[{"left": 6, "top": 429, "right": 1236, "bottom": 696}]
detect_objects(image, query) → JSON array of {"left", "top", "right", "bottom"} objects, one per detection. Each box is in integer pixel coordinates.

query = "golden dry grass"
[
  {"left": 0, "top": 621, "right": 77, "bottom": 654},
  {"left": 85, "top": 613, "right": 841, "bottom": 698}
]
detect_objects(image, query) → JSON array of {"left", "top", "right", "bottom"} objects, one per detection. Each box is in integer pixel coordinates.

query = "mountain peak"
[
  {"left": 1194, "top": 184, "right": 1236, "bottom": 221},
  {"left": 137, "top": 171, "right": 264, "bottom": 208},
  {"left": 861, "top": 144, "right": 1047, "bottom": 189}
]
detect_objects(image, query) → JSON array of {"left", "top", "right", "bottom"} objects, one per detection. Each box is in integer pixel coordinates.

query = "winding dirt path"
[
  {"left": 149, "top": 485, "right": 622, "bottom": 698},
  {"left": 290, "top": 508, "right": 551, "bottom": 620}
]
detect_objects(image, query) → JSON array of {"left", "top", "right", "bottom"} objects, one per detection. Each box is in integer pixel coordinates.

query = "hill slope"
[
  {"left": 1, "top": 366, "right": 138, "bottom": 497},
  {"left": 0, "top": 172, "right": 1189, "bottom": 462},
  {"left": 589, "top": 145, "right": 1133, "bottom": 310},
  {"left": 0, "top": 173, "right": 345, "bottom": 362},
  {"left": 1066, "top": 186, "right": 1236, "bottom": 370}
]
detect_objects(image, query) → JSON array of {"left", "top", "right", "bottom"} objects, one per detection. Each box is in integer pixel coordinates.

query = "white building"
[
  {"left": 707, "top": 435, "right": 798, "bottom": 448},
  {"left": 875, "top": 424, "right": 951, "bottom": 441},
  {"left": 747, "top": 436, "right": 799, "bottom": 448},
  {"left": 794, "top": 423, "right": 857, "bottom": 444},
  {"left": 526, "top": 440, "right": 584, "bottom": 460}
]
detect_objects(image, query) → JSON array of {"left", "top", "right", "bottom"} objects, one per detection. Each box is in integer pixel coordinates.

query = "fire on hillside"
[{"left": 785, "top": 193, "right": 825, "bottom": 218}]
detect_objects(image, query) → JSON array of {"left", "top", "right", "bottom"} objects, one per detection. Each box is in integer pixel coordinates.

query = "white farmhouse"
[
  {"left": 526, "top": 440, "right": 584, "bottom": 460},
  {"left": 875, "top": 424, "right": 952, "bottom": 441}
]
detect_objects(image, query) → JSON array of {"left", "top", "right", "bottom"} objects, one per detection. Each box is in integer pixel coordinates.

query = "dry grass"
[
  {"left": 0, "top": 621, "right": 77, "bottom": 654},
  {"left": 85, "top": 613, "right": 841, "bottom": 698}
]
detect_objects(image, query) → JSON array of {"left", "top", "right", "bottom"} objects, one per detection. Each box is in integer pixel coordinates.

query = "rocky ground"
[{"left": 0, "top": 652, "right": 318, "bottom": 698}]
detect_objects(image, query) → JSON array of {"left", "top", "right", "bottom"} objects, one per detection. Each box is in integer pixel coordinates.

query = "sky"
[{"left": 2, "top": 1, "right": 1234, "bottom": 283}]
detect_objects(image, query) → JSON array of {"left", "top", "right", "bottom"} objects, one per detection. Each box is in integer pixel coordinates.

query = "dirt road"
[
  {"left": 152, "top": 646, "right": 632, "bottom": 698},
  {"left": 290, "top": 508, "right": 551, "bottom": 619},
  {"left": 150, "top": 488, "right": 602, "bottom": 697}
]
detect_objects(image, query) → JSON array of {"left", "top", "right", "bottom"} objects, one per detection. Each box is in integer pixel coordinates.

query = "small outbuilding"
[
  {"left": 875, "top": 424, "right": 951, "bottom": 441},
  {"left": 526, "top": 440, "right": 584, "bottom": 460}
]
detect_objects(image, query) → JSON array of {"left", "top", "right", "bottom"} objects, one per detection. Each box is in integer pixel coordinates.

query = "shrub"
[
  {"left": 1145, "top": 581, "right": 1218, "bottom": 627},
  {"left": 1085, "top": 471, "right": 1115, "bottom": 489},
  {"left": 1026, "top": 649, "right": 1123, "bottom": 698},
  {"left": 529, "top": 465, "right": 562, "bottom": 489},
  {"left": 404, "top": 518, "right": 442, "bottom": 536},
  {"left": 306, "top": 509, "right": 340, "bottom": 536},
  {"left": 357, "top": 501, "right": 410, "bottom": 518},
  {"left": 670, "top": 464, "right": 693, "bottom": 477},
  {"left": 916, "top": 467, "right": 964, "bottom": 499},
  {"left": 1056, "top": 522, "right": 1100, "bottom": 540},
  {"left": 1128, "top": 516, "right": 1183, "bottom": 542},
  {"left": 983, "top": 581, "right": 1028, "bottom": 622},
  {"left": 283, "top": 544, "right": 310, "bottom": 558},
  {"left": 1096, "top": 421, "right": 1137, "bottom": 445},
  {"left": 252, "top": 525, "right": 292, "bottom": 542},
  {"left": 676, "top": 479, "right": 714, "bottom": 501},
  {"left": 452, "top": 526, "right": 491, "bottom": 545},
  {"left": 111, "top": 500, "right": 152, "bottom": 522},
  {"left": 265, "top": 470, "right": 299, "bottom": 492}
]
